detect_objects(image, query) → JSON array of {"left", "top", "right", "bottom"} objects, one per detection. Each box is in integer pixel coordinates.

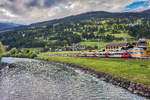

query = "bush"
[
  {"left": 147, "top": 42, "right": 150, "bottom": 52},
  {"left": 10, "top": 48, "right": 17, "bottom": 55},
  {"left": 0, "top": 42, "right": 4, "bottom": 59},
  {"left": 3, "top": 48, "right": 37, "bottom": 58}
]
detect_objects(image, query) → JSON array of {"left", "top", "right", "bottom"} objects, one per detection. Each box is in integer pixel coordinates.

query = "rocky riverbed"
[{"left": 0, "top": 57, "right": 148, "bottom": 100}]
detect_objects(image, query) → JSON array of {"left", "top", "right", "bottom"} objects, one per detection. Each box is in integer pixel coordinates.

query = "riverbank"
[
  {"left": 37, "top": 56, "right": 150, "bottom": 97},
  {"left": 0, "top": 62, "right": 8, "bottom": 70}
]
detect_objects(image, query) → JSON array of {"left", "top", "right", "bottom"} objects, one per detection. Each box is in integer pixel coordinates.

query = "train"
[
  {"left": 128, "top": 48, "right": 147, "bottom": 58},
  {"left": 76, "top": 48, "right": 146, "bottom": 58},
  {"left": 76, "top": 51, "right": 131, "bottom": 58}
]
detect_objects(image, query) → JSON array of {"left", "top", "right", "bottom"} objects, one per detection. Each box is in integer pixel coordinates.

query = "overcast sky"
[{"left": 0, "top": 0, "right": 149, "bottom": 24}]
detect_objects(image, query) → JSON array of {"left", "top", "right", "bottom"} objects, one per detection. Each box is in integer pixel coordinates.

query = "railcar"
[
  {"left": 97, "top": 51, "right": 131, "bottom": 58},
  {"left": 76, "top": 51, "right": 132, "bottom": 58},
  {"left": 129, "top": 48, "right": 147, "bottom": 58},
  {"left": 76, "top": 52, "right": 97, "bottom": 57}
]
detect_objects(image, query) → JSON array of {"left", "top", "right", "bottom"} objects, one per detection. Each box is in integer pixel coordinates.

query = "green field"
[
  {"left": 105, "top": 33, "right": 133, "bottom": 38},
  {"left": 21, "top": 48, "right": 43, "bottom": 52},
  {"left": 112, "top": 33, "right": 132, "bottom": 38},
  {"left": 78, "top": 41, "right": 109, "bottom": 49},
  {"left": 39, "top": 50, "right": 91, "bottom": 56},
  {"left": 38, "top": 56, "right": 150, "bottom": 87}
]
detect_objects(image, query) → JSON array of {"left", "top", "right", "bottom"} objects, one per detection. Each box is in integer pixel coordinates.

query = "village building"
[
  {"left": 137, "top": 41, "right": 148, "bottom": 50},
  {"left": 76, "top": 45, "right": 86, "bottom": 51},
  {"left": 56, "top": 45, "right": 86, "bottom": 51},
  {"left": 105, "top": 42, "right": 129, "bottom": 51}
]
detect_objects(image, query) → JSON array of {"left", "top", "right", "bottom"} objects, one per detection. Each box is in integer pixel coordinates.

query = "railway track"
[
  {"left": 43, "top": 54, "right": 150, "bottom": 61},
  {"left": 96, "top": 57, "right": 149, "bottom": 61}
]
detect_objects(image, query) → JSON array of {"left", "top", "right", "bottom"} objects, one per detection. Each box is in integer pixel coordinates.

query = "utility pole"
[
  {"left": 72, "top": 43, "right": 75, "bottom": 52},
  {"left": 72, "top": 43, "right": 75, "bottom": 56}
]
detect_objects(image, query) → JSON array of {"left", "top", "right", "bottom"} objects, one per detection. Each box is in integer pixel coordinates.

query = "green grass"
[
  {"left": 112, "top": 33, "right": 132, "bottom": 38},
  {"left": 39, "top": 51, "right": 90, "bottom": 56},
  {"left": 37, "top": 56, "right": 150, "bottom": 87},
  {"left": 106, "top": 33, "right": 133, "bottom": 38},
  {"left": 78, "top": 41, "right": 109, "bottom": 48},
  {"left": 21, "top": 48, "right": 43, "bottom": 52}
]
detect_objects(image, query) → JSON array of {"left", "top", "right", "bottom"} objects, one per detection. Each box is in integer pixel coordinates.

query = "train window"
[
  {"left": 133, "top": 52, "right": 138, "bottom": 55},
  {"left": 140, "top": 52, "right": 144, "bottom": 55}
]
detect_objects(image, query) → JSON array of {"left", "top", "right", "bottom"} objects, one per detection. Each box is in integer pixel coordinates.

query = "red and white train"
[{"left": 76, "top": 51, "right": 132, "bottom": 58}]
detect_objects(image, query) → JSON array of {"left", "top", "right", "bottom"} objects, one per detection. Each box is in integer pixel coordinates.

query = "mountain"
[
  {"left": 1, "top": 11, "right": 149, "bottom": 31},
  {"left": 0, "top": 22, "right": 21, "bottom": 31},
  {"left": 1, "top": 11, "right": 150, "bottom": 49},
  {"left": 29, "top": 11, "right": 148, "bottom": 28},
  {"left": 142, "top": 9, "right": 150, "bottom": 14}
]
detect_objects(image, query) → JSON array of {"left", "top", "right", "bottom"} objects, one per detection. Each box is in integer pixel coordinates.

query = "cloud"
[
  {"left": 0, "top": 8, "right": 18, "bottom": 18},
  {"left": 0, "top": 0, "right": 148, "bottom": 24}
]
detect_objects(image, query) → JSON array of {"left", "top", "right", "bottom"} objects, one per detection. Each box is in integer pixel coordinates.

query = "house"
[
  {"left": 105, "top": 42, "right": 129, "bottom": 51},
  {"left": 76, "top": 45, "right": 86, "bottom": 51},
  {"left": 63, "top": 45, "right": 86, "bottom": 51},
  {"left": 137, "top": 41, "right": 148, "bottom": 50}
]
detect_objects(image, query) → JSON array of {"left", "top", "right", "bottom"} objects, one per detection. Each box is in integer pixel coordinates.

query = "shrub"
[
  {"left": 3, "top": 48, "right": 37, "bottom": 58},
  {"left": 0, "top": 42, "right": 4, "bottom": 59},
  {"left": 147, "top": 42, "right": 150, "bottom": 52}
]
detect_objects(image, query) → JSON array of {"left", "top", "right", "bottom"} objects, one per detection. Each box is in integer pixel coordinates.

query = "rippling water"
[{"left": 0, "top": 57, "right": 148, "bottom": 100}]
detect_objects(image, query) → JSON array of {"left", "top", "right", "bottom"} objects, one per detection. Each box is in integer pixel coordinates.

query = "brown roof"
[{"left": 105, "top": 42, "right": 128, "bottom": 48}]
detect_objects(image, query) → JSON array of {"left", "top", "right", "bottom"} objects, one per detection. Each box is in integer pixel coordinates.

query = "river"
[{"left": 0, "top": 57, "right": 148, "bottom": 100}]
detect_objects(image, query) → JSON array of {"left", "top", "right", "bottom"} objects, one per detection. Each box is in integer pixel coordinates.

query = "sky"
[{"left": 0, "top": 0, "right": 149, "bottom": 25}]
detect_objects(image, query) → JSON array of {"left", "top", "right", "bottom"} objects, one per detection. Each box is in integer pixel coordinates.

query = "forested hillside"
[
  {"left": 0, "top": 22, "right": 21, "bottom": 31},
  {"left": 0, "top": 11, "right": 150, "bottom": 49}
]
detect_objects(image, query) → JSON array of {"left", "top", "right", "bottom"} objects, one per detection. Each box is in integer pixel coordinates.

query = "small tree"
[
  {"left": 0, "top": 42, "right": 4, "bottom": 58},
  {"left": 147, "top": 42, "right": 150, "bottom": 52},
  {"left": 10, "top": 48, "right": 17, "bottom": 55}
]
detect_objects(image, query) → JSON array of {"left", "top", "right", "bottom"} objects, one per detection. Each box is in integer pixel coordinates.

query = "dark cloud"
[
  {"left": 8, "top": 0, "right": 16, "bottom": 2},
  {"left": 25, "top": 0, "right": 69, "bottom": 8},
  {"left": 26, "top": 0, "right": 41, "bottom": 8},
  {"left": 43, "top": 0, "right": 69, "bottom": 8},
  {"left": 44, "top": 0, "right": 56, "bottom": 8}
]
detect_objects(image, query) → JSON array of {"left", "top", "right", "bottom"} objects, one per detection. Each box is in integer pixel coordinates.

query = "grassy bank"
[
  {"left": 39, "top": 50, "right": 92, "bottom": 56},
  {"left": 37, "top": 56, "right": 150, "bottom": 87}
]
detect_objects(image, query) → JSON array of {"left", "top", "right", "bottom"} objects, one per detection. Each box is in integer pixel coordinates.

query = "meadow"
[{"left": 38, "top": 56, "right": 150, "bottom": 87}]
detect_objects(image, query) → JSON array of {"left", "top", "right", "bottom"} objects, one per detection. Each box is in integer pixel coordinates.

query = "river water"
[{"left": 0, "top": 57, "right": 148, "bottom": 100}]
